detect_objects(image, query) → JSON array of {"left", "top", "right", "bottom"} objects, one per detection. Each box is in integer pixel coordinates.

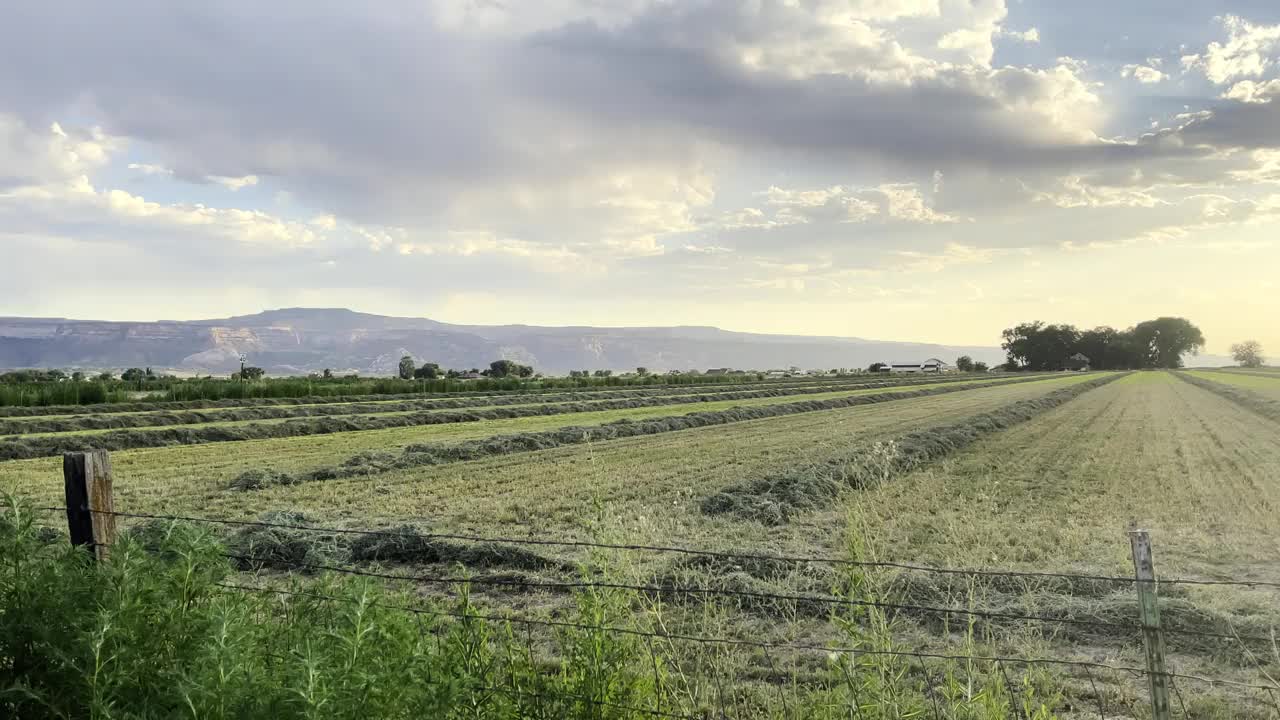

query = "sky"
[{"left": 2, "top": 1, "right": 1279, "bottom": 354}]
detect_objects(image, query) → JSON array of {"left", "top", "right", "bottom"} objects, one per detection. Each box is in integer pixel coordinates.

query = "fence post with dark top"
[
  {"left": 63, "top": 450, "right": 116, "bottom": 561},
  {"left": 1130, "top": 528, "right": 1171, "bottom": 720}
]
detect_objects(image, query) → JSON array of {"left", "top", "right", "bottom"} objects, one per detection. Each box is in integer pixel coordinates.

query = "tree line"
[
  {"left": 398, "top": 357, "right": 534, "bottom": 380},
  {"left": 999, "top": 317, "right": 1205, "bottom": 370}
]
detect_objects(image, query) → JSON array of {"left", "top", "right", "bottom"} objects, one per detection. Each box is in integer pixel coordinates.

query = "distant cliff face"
[{"left": 0, "top": 308, "right": 1009, "bottom": 374}]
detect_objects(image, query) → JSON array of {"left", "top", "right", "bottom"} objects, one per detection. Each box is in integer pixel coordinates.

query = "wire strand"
[
  {"left": 13, "top": 504, "right": 1280, "bottom": 590},
  {"left": 216, "top": 581, "right": 1280, "bottom": 694}
]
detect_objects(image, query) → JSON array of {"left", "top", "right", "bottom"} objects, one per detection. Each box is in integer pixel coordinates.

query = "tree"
[
  {"left": 71, "top": 371, "right": 85, "bottom": 382},
  {"left": 517, "top": 364, "right": 534, "bottom": 378},
  {"left": 868, "top": 362, "right": 887, "bottom": 372},
  {"left": 1231, "top": 340, "right": 1265, "bottom": 368},
  {"left": 636, "top": 367, "right": 649, "bottom": 376},
  {"left": 1001, "top": 322, "right": 1082, "bottom": 370},
  {"left": 445, "top": 369, "right": 461, "bottom": 379},
  {"left": 488, "top": 360, "right": 521, "bottom": 378},
  {"left": 398, "top": 355, "right": 416, "bottom": 380},
  {"left": 954, "top": 355, "right": 975, "bottom": 372},
  {"left": 414, "top": 362, "right": 441, "bottom": 380},
  {"left": 1132, "top": 317, "right": 1205, "bottom": 369},
  {"left": 973, "top": 361, "right": 989, "bottom": 373},
  {"left": 121, "top": 367, "right": 146, "bottom": 383},
  {"left": 96, "top": 372, "right": 115, "bottom": 382},
  {"left": 593, "top": 369, "right": 613, "bottom": 377},
  {"left": 322, "top": 368, "right": 333, "bottom": 379},
  {"left": 240, "top": 366, "right": 265, "bottom": 381}
]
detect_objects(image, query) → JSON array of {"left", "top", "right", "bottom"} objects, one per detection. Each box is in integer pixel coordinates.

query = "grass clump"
[{"left": 227, "top": 468, "right": 298, "bottom": 491}]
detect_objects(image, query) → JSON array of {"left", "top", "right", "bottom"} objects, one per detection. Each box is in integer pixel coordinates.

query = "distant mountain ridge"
[{"left": 0, "top": 307, "right": 1023, "bottom": 375}]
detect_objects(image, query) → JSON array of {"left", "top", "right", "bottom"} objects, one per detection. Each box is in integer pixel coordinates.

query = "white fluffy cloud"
[
  {"left": 1121, "top": 64, "right": 1167, "bottom": 83},
  {"left": 1222, "top": 78, "right": 1280, "bottom": 102},
  {"left": 1181, "top": 15, "right": 1280, "bottom": 84},
  {"left": 729, "top": 182, "right": 959, "bottom": 228}
]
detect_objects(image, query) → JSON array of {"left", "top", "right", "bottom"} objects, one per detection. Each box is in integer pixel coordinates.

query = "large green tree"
[
  {"left": 1000, "top": 322, "right": 1082, "bottom": 370},
  {"left": 1000, "top": 317, "right": 1205, "bottom": 370},
  {"left": 397, "top": 355, "right": 416, "bottom": 380},
  {"left": 1132, "top": 317, "right": 1205, "bottom": 369},
  {"left": 487, "top": 360, "right": 521, "bottom": 378}
]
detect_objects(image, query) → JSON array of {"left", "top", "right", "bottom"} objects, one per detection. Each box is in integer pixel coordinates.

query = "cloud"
[
  {"left": 892, "top": 242, "right": 1016, "bottom": 272},
  {"left": 1181, "top": 15, "right": 1280, "bottom": 84},
  {"left": 127, "top": 162, "right": 173, "bottom": 177},
  {"left": 1222, "top": 78, "right": 1280, "bottom": 102},
  {"left": 717, "top": 182, "right": 960, "bottom": 229},
  {"left": 1121, "top": 64, "right": 1167, "bottom": 84},
  {"left": 207, "top": 174, "right": 260, "bottom": 191},
  {"left": 1002, "top": 27, "right": 1040, "bottom": 44},
  {"left": 1028, "top": 176, "right": 1167, "bottom": 208},
  {"left": 0, "top": 116, "right": 122, "bottom": 190}
]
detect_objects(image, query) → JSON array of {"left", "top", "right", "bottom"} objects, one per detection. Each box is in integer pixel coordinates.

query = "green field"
[{"left": 5, "top": 369, "right": 1278, "bottom": 718}]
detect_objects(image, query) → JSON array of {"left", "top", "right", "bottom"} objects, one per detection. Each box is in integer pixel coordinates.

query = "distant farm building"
[
  {"left": 886, "top": 358, "right": 951, "bottom": 374},
  {"left": 1065, "top": 353, "right": 1091, "bottom": 371},
  {"left": 706, "top": 368, "right": 733, "bottom": 375}
]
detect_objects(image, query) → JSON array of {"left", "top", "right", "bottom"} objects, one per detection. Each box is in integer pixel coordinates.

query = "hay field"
[{"left": 8, "top": 369, "right": 1279, "bottom": 717}]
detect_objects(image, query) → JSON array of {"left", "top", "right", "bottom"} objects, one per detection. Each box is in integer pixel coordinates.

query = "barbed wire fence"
[{"left": 8, "top": 449, "right": 1280, "bottom": 719}]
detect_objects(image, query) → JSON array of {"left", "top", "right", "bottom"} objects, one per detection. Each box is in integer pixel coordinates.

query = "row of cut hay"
[
  {"left": 127, "top": 506, "right": 1271, "bottom": 661},
  {"left": 0, "top": 376, "right": 1025, "bottom": 460},
  {"left": 700, "top": 373, "right": 1125, "bottom": 526},
  {"left": 1175, "top": 372, "right": 1280, "bottom": 423},
  {"left": 228, "top": 375, "right": 1061, "bottom": 491},
  {"left": 137, "top": 511, "right": 578, "bottom": 575},
  {"left": 0, "top": 374, "right": 859, "bottom": 418},
  {"left": 0, "top": 374, "right": 989, "bottom": 436}
]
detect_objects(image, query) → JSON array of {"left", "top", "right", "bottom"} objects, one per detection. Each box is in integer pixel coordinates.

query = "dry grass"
[
  {"left": 818, "top": 371, "right": 1280, "bottom": 709},
  {"left": 14, "top": 370, "right": 1277, "bottom": 715},
  {"left": 0, "top": 375, "right": 1057, "bottom": 505},
  {"left": 0, "top": 373, "right": 1100, "bottom": 551}
]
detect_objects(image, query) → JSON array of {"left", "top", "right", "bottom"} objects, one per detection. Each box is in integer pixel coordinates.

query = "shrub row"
[
  {"left": 0, "top": 371, "right": 769, "bottom": 409},
  {"left": 0, "top": 375, "right": 985, "bottom": 435},
  {"left": 701, "top": 373, "right": 1125, "bottom": 525},
  {"left": 0, "top": 377, "right": 1028, "bottom": 460},
  {"left": 229, "top": 375, "right": 1061, "bottom": 491},
  {"left": 1174, "top": 372, "right": 1280, "bottom": 423}
]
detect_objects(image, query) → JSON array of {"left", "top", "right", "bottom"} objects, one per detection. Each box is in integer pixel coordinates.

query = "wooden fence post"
[
  {"left": 1129, "top": 529, "right": 1171, "bottom": 720},
  {"left": 64, "top": 450, "right": 116, "bottom": 561}
]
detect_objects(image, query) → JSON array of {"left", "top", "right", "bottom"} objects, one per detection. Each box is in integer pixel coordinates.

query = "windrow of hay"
[
  {"left": 228, "top": 375, "right": 1064, "bottom": 491},
  {"left": 0, "top": 376, "right": 1023, "bottom": 460},
  {"left": 0, "top": 375, "right": 987, "bottom": 435},
  {"left": 701, "top": 373, "right": 1125, "bottom": 525},
  {"left": 1174, "top": 372, "right": 1280, "bottom": 424},
  {"left": 157, "top": 512, "right": 577, "bottom": 575}
]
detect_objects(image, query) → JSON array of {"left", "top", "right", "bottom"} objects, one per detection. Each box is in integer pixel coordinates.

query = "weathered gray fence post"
[
  {"left": 1129, "top": 529, "right": 1171, "bottom": 720},
  {"left": 64, "top": 450, "right": 116, "bottom": 561}
]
